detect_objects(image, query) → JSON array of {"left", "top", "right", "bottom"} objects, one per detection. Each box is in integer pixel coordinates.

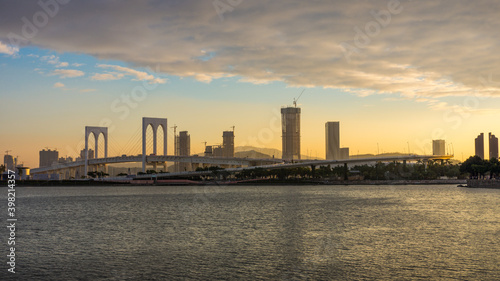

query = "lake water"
[{"left": 1, "top": 184, "right": 499, "bottom": 280}]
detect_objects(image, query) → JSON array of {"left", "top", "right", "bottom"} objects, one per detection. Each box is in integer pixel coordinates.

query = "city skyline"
[{"left": 1, "top": 1, "right": 500, "bottom": 168}]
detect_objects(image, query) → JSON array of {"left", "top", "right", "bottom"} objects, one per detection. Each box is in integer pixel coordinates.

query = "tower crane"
[
  {"left": 170, "top": 124, "right": 177, "bottom": 136},
  {"left": 293, "top": 89, "right": 305, "bottom": 107},
  {"left": 171, "top": 125, "right": 177, "bottom": 155}
]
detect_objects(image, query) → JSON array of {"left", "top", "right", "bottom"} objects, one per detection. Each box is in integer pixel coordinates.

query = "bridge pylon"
[
  {"left": 84, "top": 126, "right": 108, "bottom": 178},
  {"left": 142, "top": 117, "right": 168, "bottom": 172}
]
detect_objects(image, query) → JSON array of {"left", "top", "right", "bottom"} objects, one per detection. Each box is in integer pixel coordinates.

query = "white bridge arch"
[
  {"left": 84, "top": 126, "right": 108, "bottom": 177},
  {"left": 142, "top": 117, "right": 168, "bottom": 172}
]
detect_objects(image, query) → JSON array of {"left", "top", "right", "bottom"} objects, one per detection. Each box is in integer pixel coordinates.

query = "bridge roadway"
[
  {"left": 30, "top": 155, "right": 284, "bottom": 174},
  {"left": 132, "top": 154, "right": 454, "bottom": 179}
]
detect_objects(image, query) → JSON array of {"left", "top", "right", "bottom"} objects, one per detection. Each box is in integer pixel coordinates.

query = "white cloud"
[
  {"left": 41, "top": 55, "right": 69, "bottom": 68},
  {"left": 91, "top": 72, "right": 124, "bottom": 81},
  {"left": 41, "top": 55, "right": 60, "bottom": 65},
  {"left": 2, "top": 1, "right": 500, "bottom": 97},
  {"left": 96, "top": 64, "right": 167, "bottom": 84},
  {"left": 0, "top": 41, "right": 18, "bottom": 56},
  {"left": 53, "top": 82, "right": 65, "bottom": 88},
  {"left": 52, "top": 69, "right": 85, "bottom": 78},
  {"left": 72, "top": 63, "right": 84, "bottom": 67}
]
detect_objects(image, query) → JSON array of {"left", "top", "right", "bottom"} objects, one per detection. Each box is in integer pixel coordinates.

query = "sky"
[{"left": 1, "top": 0, "right": 500, "bottom": 168}]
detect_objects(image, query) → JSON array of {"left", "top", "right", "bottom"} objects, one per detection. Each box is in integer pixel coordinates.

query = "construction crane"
[
  {"left": 230, "top": 126, "right": 235, "bottom": 133},
  {"left": 170, "top": 124, "right": 177, "bottom": 136},
  {"left": 5, "top": 150, "right": 11, "bottom": 155},
  {"left": 201, "top": 141, "right": 207, "bottom": 148},
  {"left": 293, "top": 89, "right": 305, "bottom": 108},
  {"left": 171, "top": 125, "right": 177, "bottom": 155}
]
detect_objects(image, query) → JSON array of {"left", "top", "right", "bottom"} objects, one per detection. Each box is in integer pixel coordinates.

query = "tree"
[
  {"left": 488, "top": 158, "right": 500, "bottom": 179},
  {"left": 460, "top": 156, "right": 488, "bottom": 178},
  {"left": 0, "top": 164, "right": 5, "bottom": 173}
]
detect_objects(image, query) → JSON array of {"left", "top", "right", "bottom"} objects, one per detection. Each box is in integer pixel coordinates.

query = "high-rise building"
[
  {"left": 475, "top": 133, "right": 484, "bottom": 159},
  {"left": 281, "top": 107, "right": 301, "bottom": 161},
  {"left": 222, "top": 131, "right": 235, "bottom": 158},
  {"left": 340, "top": 147, "right": 349, "bottom": 160},
  {"left": 80, "top": 149, "right": 94, "bottom": 160},
  {"left": 213, "top": 145, "right": 223, "bottom": 157},
  {"left": 175, "top": 131, "right": 191, "bottom": 172},
  {"left": 204, "top": 145, "right": 213, "bottom": 157},
  {"left": 489, "top": 132, "right": 499, "bottom": 159},
  {"left": 325, "top": 122, "right": 340, "bottom": 160},
  {"left": 39, "top": 149, "right": 59, "bottom": 167},
  {"left": 432, "top": 140, "right": 446, "bottom": 155},
  {"left": 3, "top": 154, "right": 14, "bottom": 171}
]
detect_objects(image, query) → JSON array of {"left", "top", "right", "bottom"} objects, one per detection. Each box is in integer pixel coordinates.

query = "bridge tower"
[
  {"left": 142, "top": 117, "right": 168, "bottom": 172},
  {"left": 84, "top": 126, "right": 108, "bottom": 178}
]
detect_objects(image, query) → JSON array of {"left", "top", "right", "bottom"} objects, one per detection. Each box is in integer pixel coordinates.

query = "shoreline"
[{"left": 1, "top": 179, "right": 467, "bottom": 187}]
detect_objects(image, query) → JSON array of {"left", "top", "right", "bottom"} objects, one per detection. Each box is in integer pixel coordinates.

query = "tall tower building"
[
  {"left": 281, "top": 107, "right": 301, "bottom": 161},
  {"left": 432, "top": 140, "right": 446, "bottom": 155},
  {"left": 175, "top": 131, "right": 191, "bottom": 172},
  {"left": 325, "top": 122, "right": 340, "bottom": 160},
  {"left": 340, "top": 147, "right": 349, "bottom": 160},
  {"left": 39, "top": 149, "right": 59, "bottom": 168},
  {"left": 489, "top": 132, "right": 499, "bottom": 159},
  {"left": 3, "top": 154, "right": 14, "bottom": 171},
  {"left": 222, "top": 131, "right": 235, "bottom": 158},
  {"left": 80, "top": 149, "right": 94, "bottom": 160},
  {"left": 475, "top": 133, "right": 484, "bottom": 160}
]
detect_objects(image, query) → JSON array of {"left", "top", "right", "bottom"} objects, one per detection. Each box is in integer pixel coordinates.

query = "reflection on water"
[{"left": 1, "top": 185, "right": 499, "bottom": 280}]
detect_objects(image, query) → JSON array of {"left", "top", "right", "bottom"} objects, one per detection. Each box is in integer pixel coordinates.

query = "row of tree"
[
  {"left": 231, "top": 160, "right": 463, "bottom": 181},
  {"left": 459, "top": 156, "right": 500, "bottom": 179},
  {"left": 96, "top": 157, "right": 498, "bottom": 180}
]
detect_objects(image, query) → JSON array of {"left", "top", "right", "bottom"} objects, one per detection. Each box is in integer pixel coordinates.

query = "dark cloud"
[{"left": 1, "top": 0, "right": 499, "bottom": 97}]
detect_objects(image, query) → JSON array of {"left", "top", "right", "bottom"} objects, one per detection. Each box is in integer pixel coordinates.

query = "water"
[{"left": 1, "top": 184, "right": 499, "bottom": 280}]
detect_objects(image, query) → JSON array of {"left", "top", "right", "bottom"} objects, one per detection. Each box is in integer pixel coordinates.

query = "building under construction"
[
  {"left": 175, "top": 131, "right": 191, "bottom": 172},
  {"left": 281, "top": 107, "right": 301, "bottom": 161},
  {"left": 222, "top": 131, "right": 235, "bottom": 158}
]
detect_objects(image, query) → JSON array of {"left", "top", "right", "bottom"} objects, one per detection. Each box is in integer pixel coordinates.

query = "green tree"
[
  {"left": 460, "top": 156, "right": 488, "bottom": 178},
  {"left": 488, "top": 158, "right": 500, "bottom": 178}
]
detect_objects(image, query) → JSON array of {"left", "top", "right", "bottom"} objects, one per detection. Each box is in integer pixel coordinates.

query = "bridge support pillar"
[
  {"left": 85, "top": 126, "right": 108, "bottom": 178},
  {"left": 142, "top": 117, "right": 168, "bottom": 173}
]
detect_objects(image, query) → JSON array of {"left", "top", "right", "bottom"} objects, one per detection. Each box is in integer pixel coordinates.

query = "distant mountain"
[
  {"left": 235, "top": 146, "right": 324, "bottom": 160},
  {"left": 235, "top": 150, "right": 273, "bottom": 159},
  {"left": 349, "top": 153, "right": 414, "bottom": 159},
  {"left": 235, "top": 146, "right": 282, "bottom": 158}
]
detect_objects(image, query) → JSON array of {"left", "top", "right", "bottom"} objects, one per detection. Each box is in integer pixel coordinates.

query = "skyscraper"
[
  {"left": 489, "top": 132, "right": 498, "bottom": 159},
  {"left": 80, "top": 149, "right": 94, "bottom": 160},
  {"left": 325, "top": 122, "right": 340, "bottom": 160},
  {"left": 39, "top": 149, "right": 59, "bottom": 167},
  {"left": 281, "top": 107, "right": 301, "bottom": 161},
  {"left": 475, "top": 133, "right": 484, "bottom": 160},
  {"left": 222, "top": 131, "right": 235, "bottom": 158},
  {"left": 432, "top": 140, "right": 446, "bottom": 155},
  {"left": 175, "top": 131, "right": 191, "bottom": 172},
  {"left": 3, "top": 154, "right": 14, "bottom": 171},
  {"left": 340, "top": 147, "right": 349, "bottom": 160}
]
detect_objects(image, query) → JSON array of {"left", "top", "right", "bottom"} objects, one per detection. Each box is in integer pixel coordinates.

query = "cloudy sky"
[{"left": 1, "top": 0, "right": 500, "bottom": 167}]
